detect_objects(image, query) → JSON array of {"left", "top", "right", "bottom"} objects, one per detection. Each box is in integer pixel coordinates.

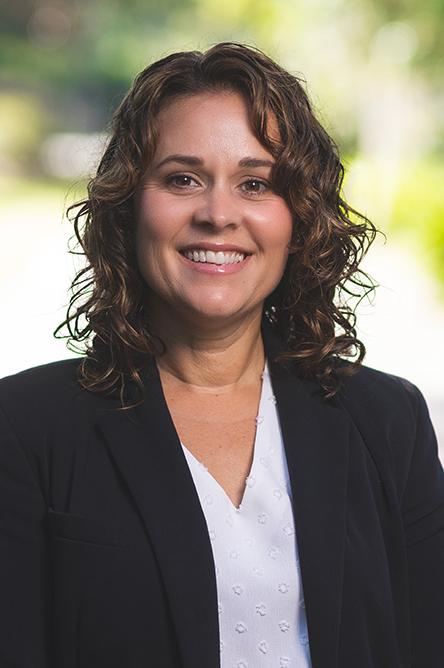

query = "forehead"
[{"left": 152, "top": 91, "right": 280, "bottom": 159}]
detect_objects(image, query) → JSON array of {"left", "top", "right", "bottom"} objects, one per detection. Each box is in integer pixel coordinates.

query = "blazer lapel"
[
  {"left": 95, "top": 364, "right": 221, "bottom": 668},
  {"left": 96, "top": 322, "right": 350, "bottom": 668},
  {"left": 264, "top": 322, "right": 350, "bottom": 668}
]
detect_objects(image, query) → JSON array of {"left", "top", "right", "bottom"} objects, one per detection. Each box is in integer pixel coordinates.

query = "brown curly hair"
[{"left": 55, "top": 41, "right": 377, "bottom": 406}]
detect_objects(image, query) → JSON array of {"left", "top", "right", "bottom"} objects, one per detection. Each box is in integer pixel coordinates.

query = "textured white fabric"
[{"left": 181, "top": 361, "right": 313, "bottom": 667}]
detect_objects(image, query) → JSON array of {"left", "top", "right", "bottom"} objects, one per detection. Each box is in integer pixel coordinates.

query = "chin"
[
  {"left": 184, "top": 298, "right": 259, "bottom": 324},
  {"left": 189, "top": 305, "right": 239, "bottom": 321}
]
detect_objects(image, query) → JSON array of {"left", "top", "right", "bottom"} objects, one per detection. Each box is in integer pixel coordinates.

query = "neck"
[{"left": 150, "top": 307, "right": 265, "bottom": 393}]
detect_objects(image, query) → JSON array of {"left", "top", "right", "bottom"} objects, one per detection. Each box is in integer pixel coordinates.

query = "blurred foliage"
[
  {"left": 2, "top": 0, "right": 444, "bottom": 111},
  {"left": 390, "top": 162, "right": 444, "bottom": 288},
  {"left": 0, "top": 0, "right": 443, "bottom": 292},
  {"left": 345, "top": 158, "right": 444, "bottom": 294},
  {"left": 0, "top": 92, "right": 50, "bottom": 172}
]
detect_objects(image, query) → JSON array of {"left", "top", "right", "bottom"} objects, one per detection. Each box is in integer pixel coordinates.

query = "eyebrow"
[{"left": 153, "top": 154, "right": 275, "bottom": 169}]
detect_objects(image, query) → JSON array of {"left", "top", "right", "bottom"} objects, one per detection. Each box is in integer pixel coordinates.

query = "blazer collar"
[
  {"left": 96, "top": 321, "right": 350, "bottom": 668},
  {"left": 263, "top": 321, "right": 350, "bottom": 668}
]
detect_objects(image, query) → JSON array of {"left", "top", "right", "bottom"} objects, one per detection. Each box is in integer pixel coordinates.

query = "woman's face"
[{"left": 136, "top": 90, "right": 293, "bottom": 328}]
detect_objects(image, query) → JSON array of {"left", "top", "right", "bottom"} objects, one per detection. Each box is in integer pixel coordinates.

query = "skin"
[{"left": 136, "top": 90, "right": 294, "bottom": 395}]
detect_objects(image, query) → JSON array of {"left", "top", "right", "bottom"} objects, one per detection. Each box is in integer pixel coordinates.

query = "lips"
[
  {"left": 179, "top": 242, "right": 252, "bottom": 265},
  {"left": 180, "top": 249, "right": 246, "bottom": 265},
  {"left": 178, "top": 247, "right": 252, "bottom": 274}
]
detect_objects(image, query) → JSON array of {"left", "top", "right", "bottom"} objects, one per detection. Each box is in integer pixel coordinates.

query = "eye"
[
  {"left": 241, "top": 179, "right": 270, "bottom": 196},
  {"left": 166, "top": 173, "right": 200, "bottom": 189}
]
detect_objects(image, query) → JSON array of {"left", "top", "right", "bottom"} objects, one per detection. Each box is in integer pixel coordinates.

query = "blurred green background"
[
  {"left": 1, "top": 0, "right": 443, "bottom": 450},
  {"left": 1, "top": 0, "right": 443, "bottom": 283}
]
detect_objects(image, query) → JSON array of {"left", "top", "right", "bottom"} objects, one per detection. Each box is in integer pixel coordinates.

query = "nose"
[{"left": 192, "top": 183, "right": 242, "bottom": 230}]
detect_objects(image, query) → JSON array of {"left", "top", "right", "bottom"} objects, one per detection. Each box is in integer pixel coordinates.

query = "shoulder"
[
  {"left": 335, "top": 362, "right": 440, "bottom": 499},
  {"left": 334, "top": 361, "right": 430, "bottom": 460},
  {"left": 0, "top": 358, "right": 105, "bottom": 447},
  {"left": 336, "top": 361, "right": 423, "bottom": 425},
  {"left": 0, "top": 357, "right": 84, "bottom": 408}
]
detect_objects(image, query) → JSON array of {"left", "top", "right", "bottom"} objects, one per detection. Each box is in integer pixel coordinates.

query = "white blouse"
[{"left": 181, "top": 361, "right": 313, "bottom": 667}]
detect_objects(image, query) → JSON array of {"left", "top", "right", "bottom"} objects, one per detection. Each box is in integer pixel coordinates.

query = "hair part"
[{"left": 54, "top": 41, "right": 378, "bottom": 407}]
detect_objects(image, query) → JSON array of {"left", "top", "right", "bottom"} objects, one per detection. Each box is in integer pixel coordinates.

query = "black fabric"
[{"left": 1, "top": 326, "right": 443, "bottom": 667}]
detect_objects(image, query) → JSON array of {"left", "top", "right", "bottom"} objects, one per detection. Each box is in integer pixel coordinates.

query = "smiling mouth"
[{"left": 179, "top": 249, "right": 250, "bottom": 265}]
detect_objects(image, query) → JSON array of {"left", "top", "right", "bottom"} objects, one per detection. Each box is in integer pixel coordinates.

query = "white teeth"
[
  {"left": 206, "top": 250, "right": 217, "bottom": 264},
  {"left": 183, "top": 249, "right": 246, "bottom": 264}
]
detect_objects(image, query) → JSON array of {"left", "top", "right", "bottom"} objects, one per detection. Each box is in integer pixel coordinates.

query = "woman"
[{"left": 0, "top": 42, "right": 443, "bottom": 668}]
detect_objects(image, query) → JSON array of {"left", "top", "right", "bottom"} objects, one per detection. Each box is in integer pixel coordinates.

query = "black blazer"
[{"left": 1, "top": 323, "right": 443, "bottom": 668}]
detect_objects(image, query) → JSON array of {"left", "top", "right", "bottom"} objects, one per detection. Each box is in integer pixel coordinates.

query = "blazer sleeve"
[
  {"left": 0, "top": 404, "right": 51, "bottom": 668},
  {"left": 401, "top": 384, "right": 444, "bottom": 667}
]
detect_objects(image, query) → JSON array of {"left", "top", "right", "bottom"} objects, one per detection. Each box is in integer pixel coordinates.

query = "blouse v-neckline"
[
  {"left": 178, "top": 362, "right": 312, "bottom": 666},
  {"left": 180, "top": 362, "right": 269, "bottom": 513}
]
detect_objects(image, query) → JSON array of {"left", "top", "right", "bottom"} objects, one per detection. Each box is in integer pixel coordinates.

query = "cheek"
[
  {"left": 260, "top": 204, "right": 293, "bottom": 254},
  {"left": 136, "top": 191, "right": 186, "bottom": 246}
]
